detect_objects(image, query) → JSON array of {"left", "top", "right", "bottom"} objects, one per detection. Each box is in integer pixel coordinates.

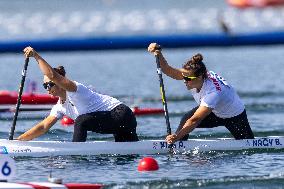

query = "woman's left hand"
[{"left": 166, "top": 134, "right": 178, "bottom": 144}]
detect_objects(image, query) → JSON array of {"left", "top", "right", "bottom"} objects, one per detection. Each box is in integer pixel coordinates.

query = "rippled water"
[
  {"left": 0, "top": 0, "right": 284, "bottom": 188},
  {"left": 0, "top": 45, "right": 284, "bottom": 188}
]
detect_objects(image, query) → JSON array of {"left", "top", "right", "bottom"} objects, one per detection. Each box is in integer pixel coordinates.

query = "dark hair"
[
  {"left": 53, "top": 66, "right": 66, "bottom": 76},
  {"left": 182, "top": 53, "right": 207, "bottom": 79}
]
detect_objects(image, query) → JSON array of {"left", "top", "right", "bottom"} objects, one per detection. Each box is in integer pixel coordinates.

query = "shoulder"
[
  {"left": 73, "top": 81, "right": 82, "bottom": 88},
  {"left": 73, "top": 81, "right": 90, "bottom": 90},
  {"left": 67, "top": 81, "right": 95, "bottom": 100},
  {"left": 68, "top": 81, "right": 88, "bottom": 94}
]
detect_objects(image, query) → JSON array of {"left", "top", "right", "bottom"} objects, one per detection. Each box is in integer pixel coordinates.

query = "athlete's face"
[
  {"left": 43, "top": 75, "right": 61, "bottom": 96},
  {"left": 182, "top": 71, "right": 203, "bottom": 90}
]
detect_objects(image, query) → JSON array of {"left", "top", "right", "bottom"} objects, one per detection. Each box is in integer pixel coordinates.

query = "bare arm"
[
  {"left": 166, "top": 106, "right": 212, "bottom": 144},
  {"left": 23, "top": 46, "right": 77, "bottom": 92},
  {"left": 17, "top": 115, "right": 58, "bottom": 141},
  {"left": 148, "top": 43, "right": 184, "bottom": 80}
]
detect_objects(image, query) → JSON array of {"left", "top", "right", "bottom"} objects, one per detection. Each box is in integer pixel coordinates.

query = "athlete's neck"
[
  {"left": 59, "top": 91, "right": 67, "bottom": 104},
  {"left": 196, "top": 79, "right": 205, "bottom": 93}
]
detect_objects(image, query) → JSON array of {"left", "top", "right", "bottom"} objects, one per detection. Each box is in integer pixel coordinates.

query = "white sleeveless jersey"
[
  {"left": 190, "top": 71, "right": 244, "bottom": 118},
  {"left": 50, "top": 81, "right": 122, "bottom": 119}
]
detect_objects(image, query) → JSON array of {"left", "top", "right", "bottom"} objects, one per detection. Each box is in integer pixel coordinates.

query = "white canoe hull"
[{"left": 1, "top": 136, "right": 283, "bottom": 157}]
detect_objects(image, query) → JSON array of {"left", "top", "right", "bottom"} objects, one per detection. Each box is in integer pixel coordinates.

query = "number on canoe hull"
[{"left": 0, "top": 156, "right": 16, "bottom": 180}]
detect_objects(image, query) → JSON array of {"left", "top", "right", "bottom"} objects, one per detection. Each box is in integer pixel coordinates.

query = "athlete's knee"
[
  {"left": 74, "top": 114, "right": 88, "bottom": 126},
  {"left": 238, "top": 126, "right": 255, "bottom": 139},
  {"left": 72, "top": 125, "right": 87, "bottom": 142},
  {"left": 72, "top": 116, "right": 89, "bottom": 142},
  {"left": 226, "top": 125, "right": 255, "bottom": 140}
]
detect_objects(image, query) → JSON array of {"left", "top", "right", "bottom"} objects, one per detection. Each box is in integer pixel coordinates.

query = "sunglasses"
[
  {"left": 43, "top": 81, "right": 56, "bottom": 90},
  {"left": 182, "top": 73, "right": 198, "bottom": 82}
]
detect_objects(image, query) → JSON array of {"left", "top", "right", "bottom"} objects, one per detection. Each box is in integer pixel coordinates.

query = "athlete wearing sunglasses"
[
  {"left": 17, "top": 46, "right": 139, "bottom": 142},
  {"left": 182, "top": 73, "right": 198, "bottom": 82},
  {"left": 148, "top": 43, "right": 254, "bottom": 144},
  {"left": 43, "top": 81, "right": 56, "bottom": 91}
]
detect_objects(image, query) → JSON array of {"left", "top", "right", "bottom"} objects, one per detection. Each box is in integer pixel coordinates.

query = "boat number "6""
[{"left": 1, "top": 161, "right": 11, "bottom": 176}]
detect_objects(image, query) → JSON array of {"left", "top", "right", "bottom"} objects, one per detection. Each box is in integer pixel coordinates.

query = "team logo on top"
[{"left": 207, "top": 71, "right": 229, "bottom": 91}]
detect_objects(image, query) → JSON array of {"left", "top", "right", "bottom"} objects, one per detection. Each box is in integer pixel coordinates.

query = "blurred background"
[{"left": 1, "top": 0, "right": 284, "bottom": 40}]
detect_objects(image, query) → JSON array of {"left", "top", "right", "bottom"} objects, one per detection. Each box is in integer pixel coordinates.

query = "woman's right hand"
[
  {"left": 166, "top": 134, "right": 178, "bottom": 144},
  {"left": 23, "top": 46, "right": 39, "bottom": 58},
  {"left": 148, "top": 43, "right": 162, "bottom": 56}
]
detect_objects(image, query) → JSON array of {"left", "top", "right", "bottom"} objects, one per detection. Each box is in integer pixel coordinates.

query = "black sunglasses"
[{"left": 43, "top": 81, "right": 56, "bottom": 90}]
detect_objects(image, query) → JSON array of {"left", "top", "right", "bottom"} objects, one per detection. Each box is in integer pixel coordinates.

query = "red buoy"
[
  {"left": 61, "top": 116, "right": 75, "bottom": 126},
  {"left": 137, "top": 157, "right": 159, "bottom": 171}
]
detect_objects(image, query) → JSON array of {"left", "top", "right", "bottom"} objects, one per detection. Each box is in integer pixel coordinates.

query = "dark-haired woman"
[
  {"left": 147, "top": 43, "right": 254, "bottom": 144},
  {"left": 17, "top": 46, "right": 139, "bottom": 142}
]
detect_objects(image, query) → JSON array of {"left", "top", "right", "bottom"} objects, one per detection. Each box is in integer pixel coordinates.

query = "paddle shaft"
[
  {"left": 155, "top": 54, "right": 171, "bottom": 135},
  {"left": 9, "top": 58, "right": 29, "bottom": 140}
]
